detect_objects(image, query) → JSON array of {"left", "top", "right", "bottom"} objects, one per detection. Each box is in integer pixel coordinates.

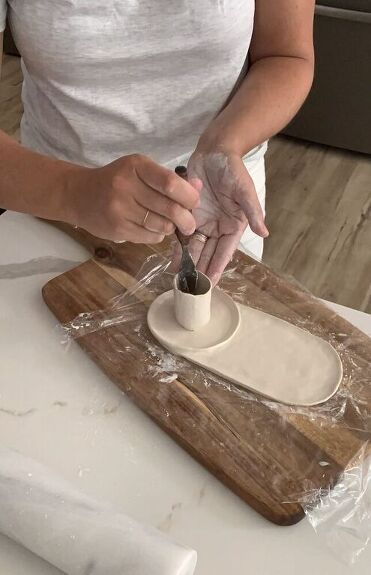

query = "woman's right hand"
[{"left": 66, "top": 154, "right": 201, "bottom": 243}]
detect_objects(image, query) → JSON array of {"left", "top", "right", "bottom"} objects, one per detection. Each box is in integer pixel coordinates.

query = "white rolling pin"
[{"left": 0, "top": 448, "right": 197, "bottom": 575}]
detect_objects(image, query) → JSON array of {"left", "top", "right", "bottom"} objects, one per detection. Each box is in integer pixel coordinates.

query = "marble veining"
[
  {"left": 0, "top": 257, "right": 83, "bottom": 279},
  {"left": 0, "top": 407, "right": 37, "bottom": 417},
  {"left": 158, "top": 502, "right": 183, "bottom": 533}
]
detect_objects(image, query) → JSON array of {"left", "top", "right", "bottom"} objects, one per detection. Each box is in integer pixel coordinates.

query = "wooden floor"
[
  {"left": 1, "top": 55, "right": 370, "bottom": 313},
  {"left": 264, "top": 138, "right": 371, "bottom": 313},
  {"left": 0, "top": 54, "right": 22, "bottom": 140}
]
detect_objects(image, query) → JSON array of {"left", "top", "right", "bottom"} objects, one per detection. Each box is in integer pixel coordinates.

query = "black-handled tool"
[{"left": 174, "top": 166, "right": 198, "bottom": 294}]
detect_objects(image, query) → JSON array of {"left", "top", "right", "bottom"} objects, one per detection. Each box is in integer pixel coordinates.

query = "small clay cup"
[{"left": 173, "top": 271, "right": 212, "bottom": 331}]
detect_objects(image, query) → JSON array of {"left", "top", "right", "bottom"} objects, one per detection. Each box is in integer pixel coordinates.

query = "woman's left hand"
[{"left": 174, "top": 149, "right": 269, "bottom": 285}]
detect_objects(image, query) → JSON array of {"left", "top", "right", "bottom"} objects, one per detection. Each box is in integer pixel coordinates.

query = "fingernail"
[
  {"left": 256, "top": 221, "right": 269, "bottom": 237},
  {"left": 183, "top": 227, "right": 195, "bottom": 236},
  {"left": 189, "top": 177, "right": 203, "bottom": 191}
]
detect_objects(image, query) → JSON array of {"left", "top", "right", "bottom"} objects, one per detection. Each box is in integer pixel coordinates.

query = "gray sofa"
[{"left": 283, "top": 0, "right": 371, "bottom": 154}]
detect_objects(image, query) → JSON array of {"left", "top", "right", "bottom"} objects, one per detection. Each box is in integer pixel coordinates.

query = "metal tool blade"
[
  {"left": 175, "top": 229, "right": 198, "bottom": 294},
  {"left": 174, "top": 165, "right": 198, "bottom": 293}
]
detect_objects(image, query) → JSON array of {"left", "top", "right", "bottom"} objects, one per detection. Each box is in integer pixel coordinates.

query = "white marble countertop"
[{"left": 0, "top": 211, "right": 370, "bottom": 575}]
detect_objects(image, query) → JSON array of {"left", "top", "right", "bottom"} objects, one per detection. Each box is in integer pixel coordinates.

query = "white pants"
[{"left": 239, "top": 141, "right": 268, "bottom": 261}]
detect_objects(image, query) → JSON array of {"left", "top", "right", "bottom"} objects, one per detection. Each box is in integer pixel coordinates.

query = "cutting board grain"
[{"left": 42, "top": 231, "right": 371, "bottom": 525}]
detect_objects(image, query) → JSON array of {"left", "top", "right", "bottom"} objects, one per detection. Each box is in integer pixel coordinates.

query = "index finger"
[
  {"left": 236, "top": 182, "right": 269, "bottom": 238},
  {"left": 135, "top": 157, "right": 200, "bottom": 210}
]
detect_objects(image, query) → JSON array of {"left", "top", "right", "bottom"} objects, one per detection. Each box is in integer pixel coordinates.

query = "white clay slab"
[
  {"left": 148, "top": 288, "right": 240, "bottom": 351},
  {"left": 147, "top": 290, "right": 343, "bottom": 406}
]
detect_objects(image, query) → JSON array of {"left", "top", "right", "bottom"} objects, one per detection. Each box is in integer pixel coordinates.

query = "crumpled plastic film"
[
  {"left": 60, "top": 253, "right": 172, "bottom": 342},
  {"left": 60, "top": 248, "right": 371, "bottom": 565},
  {"left": 289, "top": 447, "right": 371, "bottom": 565},
  {"left": 0, "top": 447, "right": 197, "bottom": 575}
]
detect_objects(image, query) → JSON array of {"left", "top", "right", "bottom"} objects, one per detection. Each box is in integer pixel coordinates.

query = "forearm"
[
  {"left": 198, "top": 55, "right": 314, "bottom": 156},
  {"left": 0, "top": 131, "right": 86, "bottom": 222}
]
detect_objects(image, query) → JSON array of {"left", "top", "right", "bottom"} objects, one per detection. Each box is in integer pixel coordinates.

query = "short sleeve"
[{"left": 0, "top": 1, "right": 7, "bottom": 33}]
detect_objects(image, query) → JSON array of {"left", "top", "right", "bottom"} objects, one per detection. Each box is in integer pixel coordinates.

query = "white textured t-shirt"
[{"left": 1, "top": 1, "right": 255, "bottom": 168}]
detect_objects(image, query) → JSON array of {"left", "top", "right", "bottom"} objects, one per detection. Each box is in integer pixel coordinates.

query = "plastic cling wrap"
[
  {"left": 59, "top": 245, "right": 371, "bottom": 565},
  {"left": 0, "top": 448, "right": 197, "bottom": 575}
]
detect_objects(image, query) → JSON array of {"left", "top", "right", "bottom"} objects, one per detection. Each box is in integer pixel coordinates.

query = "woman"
[{"left": 0, "top": 1, "right": 314, "bottom": 285}]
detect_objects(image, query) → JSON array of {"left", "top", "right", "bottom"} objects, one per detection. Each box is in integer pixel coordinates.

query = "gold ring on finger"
[
  {"left": 193, "top": 231, "right": 208, "bottom": 243},
  {"left": 142, "top": 209, "right": 151, "bottom": 228}
]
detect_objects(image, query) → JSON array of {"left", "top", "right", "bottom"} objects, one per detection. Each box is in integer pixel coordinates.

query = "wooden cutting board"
[{"left": 42, "top": 227, "right": 371, "bottom": 526}]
